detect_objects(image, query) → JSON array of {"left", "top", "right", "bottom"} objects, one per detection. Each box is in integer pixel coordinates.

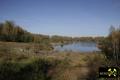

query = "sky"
[{"left": 0, "top": 0, "right": 120, "bottom": 37}]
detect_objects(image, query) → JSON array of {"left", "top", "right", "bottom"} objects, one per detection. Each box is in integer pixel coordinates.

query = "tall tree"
[{"left": 98, "top": 26, "right": 120, "bottom": 63}]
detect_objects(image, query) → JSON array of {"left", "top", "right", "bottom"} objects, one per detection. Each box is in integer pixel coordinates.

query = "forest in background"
[{"left": 0, "top": 21, "right": 105, "bottom": 44}]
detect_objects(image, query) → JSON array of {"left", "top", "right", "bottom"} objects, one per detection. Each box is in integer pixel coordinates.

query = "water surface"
[{"left": 54, "top": 42, "right": 100, "bottom": 52}]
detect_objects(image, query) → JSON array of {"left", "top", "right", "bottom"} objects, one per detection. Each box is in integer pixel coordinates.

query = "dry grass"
[
  {"left": 0, "top": 41, "right": 106, "bottom": 80},
  {"left": 44, "top": 52, "right": 105, "bottom": 80}
]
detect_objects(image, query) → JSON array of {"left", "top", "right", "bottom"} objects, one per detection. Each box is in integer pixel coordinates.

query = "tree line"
[
  {"left": 0, "top": 20, "right": 105, "bottom": 44},
  {"left": 0, "top": 21, "right": 50, "bottom": 43},
  {"left": 98, "top": 26, "right": 120, "bottom": 65}
]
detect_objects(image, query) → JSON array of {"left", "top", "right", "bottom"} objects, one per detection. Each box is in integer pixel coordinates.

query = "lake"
[{"left": 54, "top": 42, "right": 100, "bottom": 52}]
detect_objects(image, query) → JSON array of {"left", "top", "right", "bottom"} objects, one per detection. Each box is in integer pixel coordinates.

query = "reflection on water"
[{"left": 54, "top": 42, "right": 100, "bottom": 52}]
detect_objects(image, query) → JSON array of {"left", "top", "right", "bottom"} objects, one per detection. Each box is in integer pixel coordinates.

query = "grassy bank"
[{"left": 0, "top": 42, "right": 106, "bottom": 80}]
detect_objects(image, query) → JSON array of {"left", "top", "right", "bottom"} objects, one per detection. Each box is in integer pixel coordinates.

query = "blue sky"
[{"left": 0, "top": 0, "right": 120, "bottom": 37}]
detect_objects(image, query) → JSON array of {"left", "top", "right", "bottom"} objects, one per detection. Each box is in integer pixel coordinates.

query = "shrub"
[{"left": 0, "top": 58, "right": 52, "bottom": 80}]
